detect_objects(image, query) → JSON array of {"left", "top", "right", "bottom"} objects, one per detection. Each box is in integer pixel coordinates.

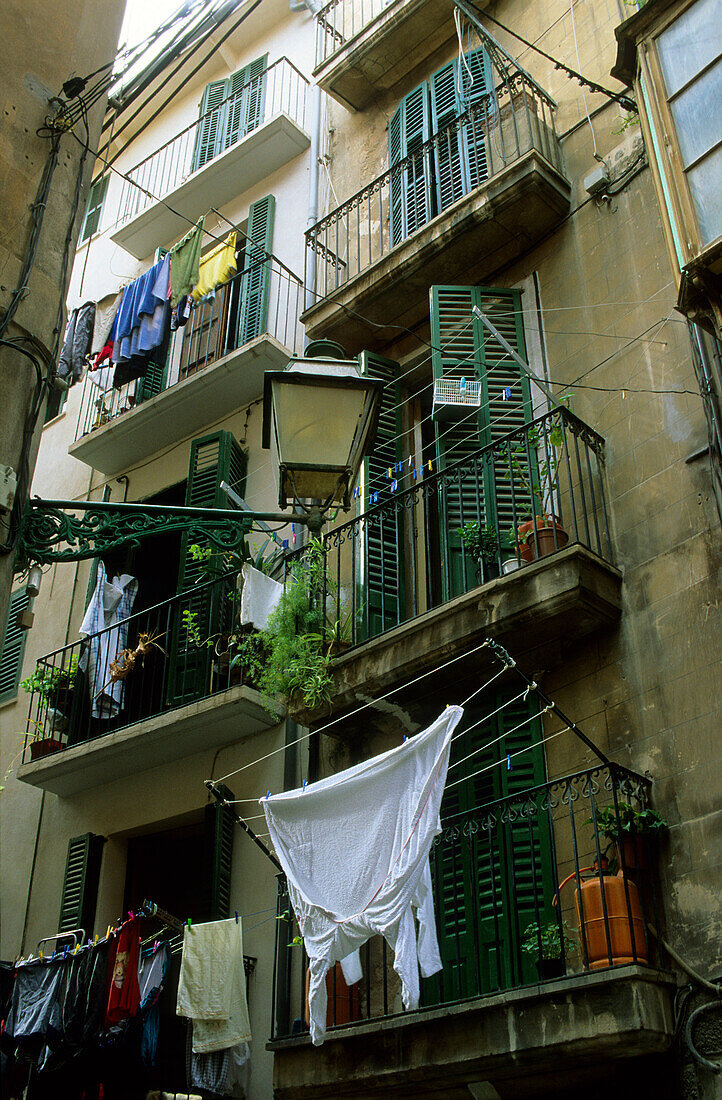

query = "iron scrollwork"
[{"left": 16, "top": 500, "right": 253, "bottom": 569}]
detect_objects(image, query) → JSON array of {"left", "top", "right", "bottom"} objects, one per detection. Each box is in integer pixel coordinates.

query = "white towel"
[
  {"left": 262, "top": 705, "right": 462, "bottom": 1044},
  {"left": 177, "top": 918, "right": 251, "bottom": 1054},
  {"left": 240, "top": 564, "right": 283, "bottom": 630}
]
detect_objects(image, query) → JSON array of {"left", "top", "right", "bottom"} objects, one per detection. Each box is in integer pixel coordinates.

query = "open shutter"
[
  {"left": 359, "top": 352, "right": 404, "bottom": 640},
  {"left": 458, "top": 47, "right": 493, "bottom": 190},
  {"left": 389, "top": 83, "right": 432, "bottom": 245},
  {"left": 425, "top": 692, "right": 552, "bottom": 1005},
  {"left": 169, "top": 431, "right": 248, "bottom": 705},
  {"left": 430, "top": 61, "right": 466, "bottom": 211},
  {"left": 224, "top": 56, "right": 267, "bottom": 150},
  {"left": 192, "top": 79, "right": 228, "bottom": 172},
  {"left": 135, "top": 356, "right": 169, "bottom": 404},
  {"left": 80, "top": 175, "right": 109, "bottom": 243},
  {"left": 59, "top": 833, "right": 105, "bottom": 936},
  {"left": 236, "top": 194, "right": 275, "bottom": 345},
  {"left": 0, "top": 588, "right": 30, "bottom": 703},
  {"left": 203, "top": 784, "right": 235, "bottom": 920},
  {"left": 431, "top": 285, "right": 535, "bottom": 597}
]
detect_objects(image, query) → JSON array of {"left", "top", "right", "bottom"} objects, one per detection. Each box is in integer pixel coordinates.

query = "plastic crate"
[{"left": 432, "top": 377, "right": 482, "bottom": 421}]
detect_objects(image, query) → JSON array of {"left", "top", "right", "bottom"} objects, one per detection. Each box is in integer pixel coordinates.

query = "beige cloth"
[
  {"left": 177, "top": 918, "right": 251, "bottom": 1054},
  {"left": 91, "top": 291, "right": 124, "bottom": 354}
]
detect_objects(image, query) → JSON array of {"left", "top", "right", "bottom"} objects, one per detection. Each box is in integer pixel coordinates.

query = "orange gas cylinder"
[{"left": 556, "top": 866, "right": 648, "bottom": 969}]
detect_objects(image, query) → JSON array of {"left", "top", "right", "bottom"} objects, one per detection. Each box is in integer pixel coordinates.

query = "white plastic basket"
[{"left": 432, "top": 377, "right": 482, "bottom": 422}]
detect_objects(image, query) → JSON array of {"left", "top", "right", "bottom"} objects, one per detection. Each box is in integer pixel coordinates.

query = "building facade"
[{"left": 1, "top": 0, "right": 721, "bottom": 1098}]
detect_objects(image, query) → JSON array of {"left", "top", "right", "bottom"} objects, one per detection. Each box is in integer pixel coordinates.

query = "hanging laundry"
[
  {"left": 91, "top": 290, "right": 123, "bottom": 355},
  {"left": 79, "top": 561, "right": 138, "bottom": 719},
  {"left": 170, "top": 217, "right": 206, "bottom": 306},
  {"left": 240, "top": 563, "right": 283, "bottom": 630},
  {"left": 106, "top": 917, "right": 142, "bottom": 1026},
  {"left": 191, "top": 231, "right": 237, "bottom": 301},
  {"left": 262, "top": 705, "right": 463, "bottom": 1045},
  {"left": 4, "top": 957, "right": 66, "bottom": 1042},
  {"left": 170, "top": 294, "right": 193, "bottom": 331},
  {"left": 111, "top": 255, "right": 171, "bottom": 389},
  {"left": 177, "top": 916, "right": 252, "bottom": 1054},
  {"left": 138, "top": 942, "right": 170, "bottom": 1068},
  {"left": 57, "top": 301, "right": 96, "bottom": 381}
]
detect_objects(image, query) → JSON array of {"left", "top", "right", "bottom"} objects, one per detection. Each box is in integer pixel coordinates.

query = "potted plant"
[
  {"left": 593, "top": 802, "right": 668, "bottom": 872},
  {"left": 456, "top": 521, "right": 501, "bottom": 581},
  {"left": 521, "top": 920, "right": 574, "bottom": 980},
  {"left": 507, "top": 408, "right": 571, "bottom": 561},
  {"left": 21, "top": 659, "right": 78, "bottom": 714}
]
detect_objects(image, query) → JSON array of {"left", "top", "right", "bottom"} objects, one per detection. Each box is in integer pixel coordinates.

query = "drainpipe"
[{"left": 299, "top": 0, "right": 323, "bottom": 318}]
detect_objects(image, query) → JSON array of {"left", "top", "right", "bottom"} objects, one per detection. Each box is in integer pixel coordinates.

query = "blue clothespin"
[
  {"left": 302, "top": 779, "right": 307, "bottom": 790},
  {"left": 507, "top": 754, "right": 512, "bottom": 770},
  {"left": 502, "top": 386, "right": 512, "bottom": 401},
  {"left": 234, "top": 911, "right": 239, "bottom": 924},
  {"left": 372, "top": 491, "right": 378, "bottom": 504},
  {"left": 266, "top": 790, "right": 271, "bottom": 799},
  {"left": 460, "top": 377, "right": 467, "bottom": 393},
  {"left": 413, "top": 468, "right": 417, "bottom": 480},
  {"left": 391, "top": 479, "right": 398, "bottom": 492},
  {"left": 291, "top": 523, "right": 296, "bottom": 533},
  {"left": 282, "top": 539, "right": 289, "bottom": 549},
  {"left": 63, "top": 944, "right": 69, "bottom": 958},
  {"left": 403, "top": 734, "right": 409, "bottom": 742}
]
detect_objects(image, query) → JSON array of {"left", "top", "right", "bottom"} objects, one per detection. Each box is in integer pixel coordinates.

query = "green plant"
[
  {"left": 228, "top": 631, "right": 267, "bottom": 685},
  {"left": 456, "top": 521, "right": 500, "bottom": 565},
  {"left": 521, "top": 920, "right": 576, "bottom": 960},
  {"left": 506, "top": 403, "right": 571, "bottom": 530},
  {"left": 592, "top": 802, "right": 668, "bottom": 841},
  {"left": 21, "top": 657, "right": 78, "bottom": 706}
]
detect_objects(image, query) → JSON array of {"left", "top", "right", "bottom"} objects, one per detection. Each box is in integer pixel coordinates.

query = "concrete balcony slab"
[
  {"left": 68, "top": 334, "right": 291, "bottom": 476},
  {"left": 16, "top": 684, "right": 280, "bottom": 796},
  {"left": 270, "top": 965, "right": 676, "bottom": 1099}
]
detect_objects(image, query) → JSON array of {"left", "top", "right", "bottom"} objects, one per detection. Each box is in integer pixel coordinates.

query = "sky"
[{"left": 119, "top": 0, "right": 184, "bottom": 50}]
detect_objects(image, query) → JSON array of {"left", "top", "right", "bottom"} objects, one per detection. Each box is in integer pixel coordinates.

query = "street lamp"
[{"left": 262, "top": 344, "right": 383, "bottom": 528}]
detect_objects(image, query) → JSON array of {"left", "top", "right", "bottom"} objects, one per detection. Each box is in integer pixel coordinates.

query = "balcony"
[
  {"left": 284, "top": 408, "right": 621, "bottom": 727},
  {"left": 69, "top": 255, "right": 303, "bottom": 476},
  {"left": 302, "top": 71, "right": 569, "bottom": 351},
  {"left": 16, "top": 571, "right": 280, "bottom": 796},
  {"left": 270, "top": 762, "right": 674, "bottom": 1097},
  {"left": 314, "top": 0, "right": 488, "bottom": 111},
  {"left": 110, "top": 58, "right": 310, "bottom": 259}
]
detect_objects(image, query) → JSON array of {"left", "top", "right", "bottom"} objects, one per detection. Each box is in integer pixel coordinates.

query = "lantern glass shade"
[{"left": 262, "top": 359, "right": 383, "bottom": 510}]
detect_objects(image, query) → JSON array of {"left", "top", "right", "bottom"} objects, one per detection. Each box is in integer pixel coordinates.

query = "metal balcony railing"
[
  {"left": 271, "top": 761, "right": 659, "bottom": 1040},
  {"left": 22, "top": 569, "right": 251, "bottom": 764},
  {"left": 74, "top": 254, "right": 303, "bottom": 442},
  {"left": 314, "top": 0, "right": 390, "bottom": 68},
  {"left": 115, "top": 57, "right": 309, "bottom": 226},
  {"left": 305, "top": 69, "right": 563, "bottom": 299},
  {"left": 284, "top": 407, "right": 611, "bottom": 650}
]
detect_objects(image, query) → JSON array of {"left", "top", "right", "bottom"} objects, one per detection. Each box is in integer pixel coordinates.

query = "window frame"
[
  {"left": 80, "top": 174, "right": 109, "bottom": 244},
  {"left": 0, "top": 587, "right": 30, "bottom": 705}
]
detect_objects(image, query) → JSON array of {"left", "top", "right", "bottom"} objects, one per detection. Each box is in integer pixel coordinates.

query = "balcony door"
[
  {"left": 191, "top": 56, "right": 267, "bottom": 173},
  {"left": 424, "top": 690, "right": 554, "bottom": 1005},
  {"left": 431, "top": 285, "right": 535, "bottom": 599}
]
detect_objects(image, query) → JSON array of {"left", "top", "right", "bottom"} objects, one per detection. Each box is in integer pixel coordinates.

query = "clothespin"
[
  {"left": 391, "top": 479, "right": 398, "bottom": 492},
  {"left": 128, "top": 910, "right": 135, "bottom": 921},
  {"left": 63, "top": 945, "right": 70, "bottom": 958},
  {"left": 74, "top": 943, "right": 80, "bottom": 954},
  {"left": 187, "top": 917, "right": 192, "bottom": 933},
  {"left": 507, "top": 754, "right": 512, "bottom": 771},
  {"left": 372, "top": 491, "right": 379, "bottom": 504},
  {"left": 106, "top": 925, "right": 112, "bottom": 940},
  {"left": 460, "top": 377, "right": 467, "bottom": 393},
  {"left": 408, "top": 454, "right": 413, "bottom": 468},
  {"left": 234, "top": 911, "right": 239, "bottom": 924},
  {"left": 94, "top": 934, "right": 99, "bottom": 946},
  {"left": 502, "top": 386, "right": 512, "bottom": 401},
  {"left": 352, "top": 486, "right": 359, "bottom": 499},
  {"left": 266, "top": 789, "right": 271, "bottom": 799},
  {"left": 302, "top": 779, "right": 307, "bottom": 791},
  {"left": 427, "top": 459, "right": 433, "bottom": 472},
  {"left": 282, "top": 539, "right": 289, "bottom": 549},
  {"left": 291, "top": 523, "right": 296, "bottom": 533},
  {"left": 413, "top": 468, "right": 417, "bottom": 480},
  {"left": 292, "top": 532, "right": 297, "bottom": 545},
  {"left": 39, "top": 949, "right": 43, "bottom": 960},
  {"left": 153, "top": 940, "right": 160, "bottom": 952},
  {"left": 51, "top": 949, "right": 56, "bottom": 960},
  {"left": 387, "top": 467, "right": 392, "bottom": 479},
  {"left": 403, "top": 734, "right": 409, "bottom": 742}
]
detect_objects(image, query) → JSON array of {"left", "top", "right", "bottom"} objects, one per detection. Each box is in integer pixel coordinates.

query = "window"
[
  {"left": 191, "top": 56, "right": 267, "bottom": 172},
  {"left": 389, "top": 48, "right": 493, "bottom": 245},
  {"left": 653, "top": 0, "right": 722, "bottom": 247},
  {"left": 80, "top": 175, "right": 109, "bottom": 243},
  {"left": 0, "top": 587, "right": 30, "bottom": 704}
]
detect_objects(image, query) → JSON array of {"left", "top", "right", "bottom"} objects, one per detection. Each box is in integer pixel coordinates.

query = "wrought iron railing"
[
  {"left": 115, "top": 57, "right": 309, "bottom": 226},
  {"left": 305, "top": 69, "right": 563, "bottom": 299},
  {"left": 314, "top": 0, "right": 388, "bottom": 68},
  {"left": 271, "top": 761, "right": 659, "bottom": 1040},
  {"left": 74, "top": 254, "right": 303, "bottom": 442},
  {"left": 284, "top": 407, "right": 611, "bottom": 650},
  {"left": 22, "top": 569, "right": 252, "bottom": 764}
]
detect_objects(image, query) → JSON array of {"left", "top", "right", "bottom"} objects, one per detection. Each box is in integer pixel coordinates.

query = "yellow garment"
[{"left": 191, "top": 231, "right": 237, "bottom": 301}]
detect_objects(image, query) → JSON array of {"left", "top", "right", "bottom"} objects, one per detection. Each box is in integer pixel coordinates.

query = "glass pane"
[
  {"left": 670, "top": 57, "right": 722, "bottom": 165},
  {"left": 687, "top": 146, "right": 722, "bottom": 245},
  {"left": 657, "top": 0, "right": 722, "bottom": 95}
]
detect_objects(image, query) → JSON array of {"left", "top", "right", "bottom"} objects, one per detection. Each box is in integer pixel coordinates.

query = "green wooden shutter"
[
  {"left": 135, "top": 356, "right": 169, "bottom": 404},
  {"left": 169, "top": 431, "right": 248, "bottom": 705},
  {"left": 458, "top": 47, "right": 493, "bottom": 191},
  {"left": 430, "top": 61, "right": 466, "bottom": 212},
  {"left": 59, "top": 833, "right": 105, "bottom": 935},
  {"left": 203, "top": 784, "right": 235, "bottom": 920},
  {"left": 192, "top": 78, "right": 228, "bottom": 172},
  {"left": 359, "top": 352, "right": 405, "bottom": 640},
  {"left": 236, "top": 194, "right": 275, "bottom": 345},
  {"left": 425, "top": 692, "right": 553, "bottom": 1005},
  {"left": 80, "top": 175, "right": 109, "bottom": 243},
  {"left": 0, "top": 588, "right": 30, "bottom": 704},
  {"left": 224, "top": 56, "right": 267, "bottom": 149},
  {"left": 430, "top": 285, "right": 535, "bottom": 597},
  {"left": 389, "top": 83, "right": 432, "bottom": 245}
]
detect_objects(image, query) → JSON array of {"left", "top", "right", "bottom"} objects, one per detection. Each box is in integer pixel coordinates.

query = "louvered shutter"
[
  {"left": 0, "top": 588, "right": 30, "bottom": 703},
  {"left": 389, "top": 83, "right": 432, "bottom": 246},
  {"left": 59, "top": 833, "right": 105, "bottom": 936},
  {"left": 80, "top": 175, "right": 109, "bottom": 243},
  {"left": 458, "top": 48, "right": 492, "bottom": 191},
  {"left": 236, "top": 194, "right": 275, "bottom": 345},
  {"left": 359, "top": 352, "right": 404, "bottom": 640},
  {"left": 431, "top": 285, "right": 535, "bottom": 598},
  {"left": 227, "top": 55, "right": 267, "bottom": 149},
  {"left": 430, "top": 62, "right": 466, "bottom": 212},
  {"left": 135, "top": 356, "right": 169, "bottom": 403},
  {"left": 169, "top": 431, "right": 248, "bottom": 704},
  {"left": 203, "top": 783, "right": 235, "bottom": 920},
  {"left": 425, "top": 692, "right": 552, "bottom": 1005},
  {"left": 192, "top": 79, "right": 228, "bottom": 172}
]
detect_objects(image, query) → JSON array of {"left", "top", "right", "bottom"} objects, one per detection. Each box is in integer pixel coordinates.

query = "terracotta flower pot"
[
  {"left": 517, "top": 517, "right": 569, "bottom": 561},
  {"left": 30, "top": 738, "right": 64, "bottom": 760},
  {"left": 616, "top": 835, "right": 646, "bottom": 872}
]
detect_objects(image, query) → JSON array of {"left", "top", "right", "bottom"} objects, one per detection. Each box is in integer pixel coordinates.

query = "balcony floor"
[
  {"left": 69, "top": 334, "right": 291, "bottom": 476},
  {"left": 16, "top": 684, "right": 280, "bottom": 796},
  {"left": 293, "top": 545, "right": 622, "bottom": 731},
  {"left": 111, "top": 113, "right": 310, "bottom": 260},
  {"left": 270, "top": 966, "right": 676, "bottom": 1098},
  {"left": 301, "top": 148, "right": 570, "bottom": 353}
]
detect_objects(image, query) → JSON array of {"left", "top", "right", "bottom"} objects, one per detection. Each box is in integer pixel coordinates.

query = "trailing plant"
[
  {"left": 591, "top": 802, "right": 668, "bottom": 841},
  {"left": 521, "top": 920, "right": 576, "bottom": 961},
  {"left": 21, "top": 656, "right": 78, "bottom": 706}
]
